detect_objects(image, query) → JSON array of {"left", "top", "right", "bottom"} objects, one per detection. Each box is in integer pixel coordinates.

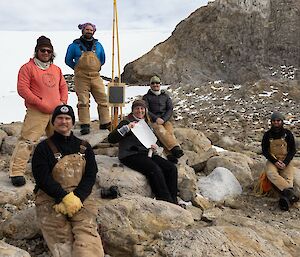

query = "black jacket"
[
  {"left": 261, "top": 127, "right": 296, "bottom": 165},
  {"left": 32, "top": 131, "right": 98, "bottom": 203},
  {"left": 143, "top": 89, "right": 173, "bottom": 122},
  {"left": 108, "top": 114, "right": 149, "bottom": 160}
]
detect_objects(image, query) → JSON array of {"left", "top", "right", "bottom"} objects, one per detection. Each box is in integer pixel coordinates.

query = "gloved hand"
[
  {"left": 53, "top": 202, "right": 67, "bottom": 215},
  {"left": 62, "top": 192, "right": 83, "bottom": 217}
]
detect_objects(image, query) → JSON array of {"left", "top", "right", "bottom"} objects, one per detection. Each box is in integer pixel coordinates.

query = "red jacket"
[{"left": 17, "top": 59, "right": 68, "bottom": 114}]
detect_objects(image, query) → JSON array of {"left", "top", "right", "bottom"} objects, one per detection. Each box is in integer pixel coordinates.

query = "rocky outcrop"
[{"left": 122, "top": 0, "right": 300, "bottom": 85}]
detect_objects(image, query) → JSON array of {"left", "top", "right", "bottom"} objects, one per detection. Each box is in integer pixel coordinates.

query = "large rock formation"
[{"left": 122, "top": 0, "right": 300, "bottom": 85}]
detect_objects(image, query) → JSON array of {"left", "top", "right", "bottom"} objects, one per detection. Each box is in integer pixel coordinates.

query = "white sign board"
[{"left": 131, "top": 119, "right": 157, "bottom": 149}]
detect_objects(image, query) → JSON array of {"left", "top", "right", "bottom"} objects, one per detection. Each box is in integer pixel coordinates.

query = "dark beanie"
[
  {"left": 35, "top": 36, "right": 53, "bottom": 52},
  {"left": 131, "top": 99, "right": 147, "bottom": 111},
  {"left": 271, "top": 111, "right": 285, "bottom": 121},
  {"left": 51, "top": 105, "right": 75, "bottom": 125}
]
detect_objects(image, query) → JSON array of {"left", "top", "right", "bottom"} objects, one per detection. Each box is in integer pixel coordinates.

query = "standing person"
[
  {"left": 262, "top": 111, "right": 299, "bottom": 211},
  {"left": 108, "top": 100, "right": 178, "bottom": 204},
  {"left": 65, "top": 22, "right": 110, "bottom": 135},
  {"left": 143, "top": 76, "right": 183, "bottom": 163},
  {"left": 10, "top": 36, "right": 68, "bottom": 187},
  {"left": 32, "top": 104, "right": 104, "bottom": 257}
]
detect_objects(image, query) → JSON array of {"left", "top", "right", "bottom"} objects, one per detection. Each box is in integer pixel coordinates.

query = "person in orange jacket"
[{"left": 9, "top": 36, "right": 68, "bottom": 187}]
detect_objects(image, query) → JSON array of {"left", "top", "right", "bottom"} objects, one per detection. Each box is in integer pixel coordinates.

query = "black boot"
[
  {"left": 101, "top": 186, "right": 121, "bottom": 199},
  {"left": 170, "top": 146, "right": 184, "bottom": 158},
  {"left": 99, "top": 122, "right": 111, "bottom": 130},
  {"left": 284, "top": 188, "right": 299, "bottom": 203},
  {"left": 80, "top": 124, "right": 90, "bottom": 135},
  {"left": 11, "top": 176, "right": 26, "bottom": 187}
]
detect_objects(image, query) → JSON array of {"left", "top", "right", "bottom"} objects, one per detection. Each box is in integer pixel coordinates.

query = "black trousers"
[{"left": 121, "top": 154, "right": 178, "bottom": 204}]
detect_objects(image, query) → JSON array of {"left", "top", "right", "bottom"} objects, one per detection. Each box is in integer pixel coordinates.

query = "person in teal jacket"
[{"left": 65, "top": 23, "right": 110, "bottom": 135}]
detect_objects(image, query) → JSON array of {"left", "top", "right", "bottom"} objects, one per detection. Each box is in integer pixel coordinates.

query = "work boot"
[
  {"left": 279, "top": 196, "right": 290, "bottom": 211},
  {"left": 100, "top": 122, "right": 111, "bottom": 130},
  {"left": 80, "top": 124, "right": 90, "bottom": 135},
  {"left": 170, "top": 146, "right": 184, "bottom": 158},
  {"left": 11, "top": 176, "right": 26, "bottom": 187},
  {"left": 283, "top": 188, "right": 299, "bottom": 203}
]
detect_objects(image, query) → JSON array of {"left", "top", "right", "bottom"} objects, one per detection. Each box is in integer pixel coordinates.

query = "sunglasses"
[
  {"left": 39, "top": 48, "right": 53, "bottom": 54},
  {"left": 151, "top": 82, "right": 160, "bottom": 85}
]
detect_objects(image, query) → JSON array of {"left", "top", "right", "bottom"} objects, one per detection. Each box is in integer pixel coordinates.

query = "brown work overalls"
[
  {"left": 35, "top": 140, "right": 104, "bottom": 257},
  {"left": 265, "top": 137, "right": 295, "bottom": 191},
  {"left": 74, "top": 45, "right": 110, "bottom": 125}
]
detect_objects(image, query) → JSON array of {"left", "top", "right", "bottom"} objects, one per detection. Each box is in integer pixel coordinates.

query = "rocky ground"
[{"left": 0, "top": 79, "right": 300, "bottom": 257}]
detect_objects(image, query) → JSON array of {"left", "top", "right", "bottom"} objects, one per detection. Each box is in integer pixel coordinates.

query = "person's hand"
[
  {"left": 275, "top": 161, "right": 286, "bottom": 170},
  {"left": 128, "top": 121, "right": 137, "bottom": 129},
  {"left": 62, "top": 192, "right": 83, "bottom": 217},
  {"left": 53, "top": 202, "right": 67, "bottom": 215},
  {"left": 156, "top": 118, "right": 164, "bottom": 125},
  {"left": 151, "top": 144, "right": 158, "bottom": 151}
]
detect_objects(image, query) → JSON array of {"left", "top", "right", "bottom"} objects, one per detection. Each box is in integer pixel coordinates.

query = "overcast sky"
[{"left": 0, "top": 0, "right": 208, "bottom": 31}]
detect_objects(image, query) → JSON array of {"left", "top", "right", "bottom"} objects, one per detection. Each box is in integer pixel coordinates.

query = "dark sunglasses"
[
  {"left": 39, "top": 48, "right": 53, "bottom": 54},
  {"left": 151, "top": 82, "right": 160, "bottom": 85}
]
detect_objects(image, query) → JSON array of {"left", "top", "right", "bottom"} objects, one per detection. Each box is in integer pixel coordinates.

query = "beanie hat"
[
  {"left": 150, "top": 76, "right": 161, "bottom": 84},
  {"left": 271, "top": 111, "right": 285, "bottom": 121},
  {"left": 131, "top": 99, "right": 147, "bottom": 111},
  {"left": 51, "top": 105, "right": 75, "bottom": 125},
  {"left": 78, "top": 22, "right": 96, "bottom": 33},
  {"left": 35, "top": 36, "right": 53, "bottom": 52}
]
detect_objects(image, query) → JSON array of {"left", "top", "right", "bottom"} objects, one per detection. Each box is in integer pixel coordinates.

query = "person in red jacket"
[{"left": 9, "top": 36, "right": 68, "bottom": 187}]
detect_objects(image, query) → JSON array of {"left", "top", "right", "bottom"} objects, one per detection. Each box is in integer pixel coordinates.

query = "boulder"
[
  {"left": 0, "top": 240, "right": 31, "bottom": 257},
  {"left": 206, "top": 151, "right": 254, "bottom": 188},
  {"left": 198, "top": 167, "right": 242, "bottom": 201},
  {"left": 97, "top": 195, "right": 194, "bottom": 257},
  {"left": 73, "top": 129, "right": 109, "bottom": 148},
  {"left": 0, "top": 172, "right": 34, "bottom": 205},
  {"left": 95, "top": 155, "right": 152, "bottom": 197},
  {"left": 1, "top": 136, "right": 18, "bottom": 155},
  {"left": 0, "top": 207, "right": 40, "bottom": 240}
]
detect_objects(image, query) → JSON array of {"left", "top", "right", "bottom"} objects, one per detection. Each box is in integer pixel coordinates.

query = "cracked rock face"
[{"left": 122, "top": 0, "right": 300, "bottom": 85}]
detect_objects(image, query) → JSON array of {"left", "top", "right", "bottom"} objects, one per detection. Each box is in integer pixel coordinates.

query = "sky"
[{"left": 0, "top": 0, "right": 209, "bottom": 31}]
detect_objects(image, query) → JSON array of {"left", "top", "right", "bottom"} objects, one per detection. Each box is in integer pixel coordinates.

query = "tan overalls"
[
  {"left": 74, "top": 46, "right": 110, "bottom": 125},
  {"left": 10, "top": 108, "right": 53, "bottom": 177},
  {"left": 35, "top": 140, "right": 104, "bottom": 257},
  {"left": 265, "top": 137, "right": 295, "bottom": 191},
  {"left": 152, "top": 121, "right": 178, "bottom": 151}
]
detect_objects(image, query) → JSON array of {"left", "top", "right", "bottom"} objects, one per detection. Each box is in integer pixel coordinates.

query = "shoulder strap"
[{"left": 46, "top": 139, "right": 62, "bottom": 160}]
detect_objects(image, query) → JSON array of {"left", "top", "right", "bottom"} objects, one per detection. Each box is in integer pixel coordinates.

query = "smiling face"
[
  {"left": 53, "top": 114, "right": 73, "bottom": 136},
  {"left": 37, "top": 47, "right": 53, "bottom": 62},
  {"left": 150, "top": 82, "right": 161, "bottom": 91},
  {"left": 132, "top": 106, "right": 146, "bottom": 119},
  {"left": 271, "top": 119, "right": 283, "bottom": 128},
  {"left": 83, "top": 25, "right": 94, "bottom": 39}
]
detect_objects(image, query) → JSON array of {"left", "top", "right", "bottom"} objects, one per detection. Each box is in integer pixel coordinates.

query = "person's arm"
[
  {"left": 262, "top": 132, "right": 277, "bottom": 164},
  {"left": 58, "top": 68, "right": 68, "bottom": 104},
  {"left": 17, "top": 64, "right": 42, "bottom": 105},
  {"left": 65, "top": 44, "right": 76, "bottom": 70},
  {"left": 161, "top": 94, "right": 173, "bottom": 122},
  {"left": 283, "top": 130, "right": 296, "bottom": 165},
  {"left": 32, "top": 143, "right": 68, "bottom": 203},
  {"left": 142, "top": 95, "right": 158, "bottom": 122},
  {"left": 73, "top": 144, "right": 97, "bottom": 202},
  {"left": 97, "top": 42, "right": 105, "bottom": 66},
  {"left": 108, "top": 120, "right": 131, "bottom": 144}
]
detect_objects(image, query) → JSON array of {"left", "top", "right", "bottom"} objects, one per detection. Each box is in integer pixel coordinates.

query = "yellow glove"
[
  {"left": 62, "top": 192, "right": 83, "bottom": 217},
  {"left": 53, "top": 202, "right": 67, "bottom": 215}
]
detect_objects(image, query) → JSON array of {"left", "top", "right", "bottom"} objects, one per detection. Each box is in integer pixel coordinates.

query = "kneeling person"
[{"left": 32, "top": 104, "right": 104, "bottom": 257}]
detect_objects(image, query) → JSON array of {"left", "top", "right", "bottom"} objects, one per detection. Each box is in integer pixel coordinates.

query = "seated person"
[
  {"left": 108, "top": 99, "right": 178, "bottom": 204},
  {"left": 32, "top": 104, "right": 104, "bottom": 257},
  {"left": 262, "top": 111, "right": 299, "bottom": 211},
  {"left": 143, "top": 76, "right": 183, "bottom": 163}
]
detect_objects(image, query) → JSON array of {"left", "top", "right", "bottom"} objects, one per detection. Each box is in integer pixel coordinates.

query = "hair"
[{"left": 34, "top": 50, "right": 56, "bottom": 63}]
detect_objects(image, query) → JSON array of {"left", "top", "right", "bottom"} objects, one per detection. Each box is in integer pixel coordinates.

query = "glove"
[
  {"left": 53, "top": 202, "right": 67, "bottom": 215},
  {"left": 62, "top": 192, "right": 83, "bottom": 217}
]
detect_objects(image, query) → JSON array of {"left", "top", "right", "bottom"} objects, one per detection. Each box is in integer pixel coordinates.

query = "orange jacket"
[{"left": 17, "top": 59, "right": 68, "bottom": 114}]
